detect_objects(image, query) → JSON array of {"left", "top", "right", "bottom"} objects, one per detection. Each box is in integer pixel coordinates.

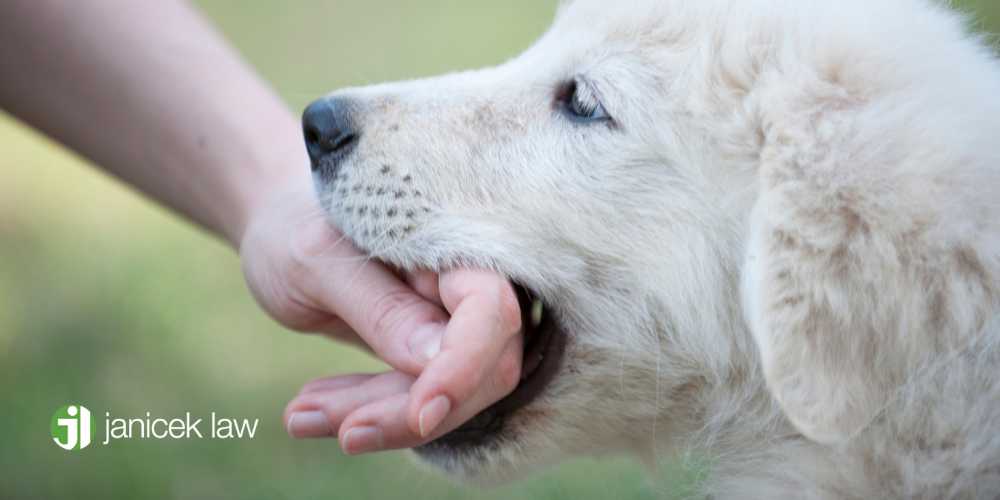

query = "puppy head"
[
  {"left": 307, "top": 0, "right": 1000, "bottom": 483},
  {"left": 306, "top": 0, "right": 751, "bottom": 482}
]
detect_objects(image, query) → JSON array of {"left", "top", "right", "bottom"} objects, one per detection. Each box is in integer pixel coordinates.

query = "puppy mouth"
[{"left": 415, "top": 284, "right": 567, "bottom": 452}]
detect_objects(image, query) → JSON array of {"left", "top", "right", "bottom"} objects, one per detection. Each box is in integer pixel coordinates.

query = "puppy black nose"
[{"left": 302, "top": 97, "right": 359, "bottom": 172}]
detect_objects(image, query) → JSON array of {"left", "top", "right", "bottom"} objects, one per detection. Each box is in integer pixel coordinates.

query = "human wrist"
[
  {"left": 227, "top": 151, "right": 312, "bottom": 250},
  {"left": 214, "top": 105, "right": 312, "bottom": 249}
]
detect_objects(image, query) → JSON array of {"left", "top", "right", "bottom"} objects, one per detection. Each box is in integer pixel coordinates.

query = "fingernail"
[
  {"left": 343, "top": 426, "right": 383, "bottom": 455},
  {"left": 407, "top": 324, "right": 442, "bottom": 364},
  {"left": 287, "top": 411, "right": 331, "bottom": 438},
  {"left": 418, "top": 395, "right": 451, "bottom": 438}
]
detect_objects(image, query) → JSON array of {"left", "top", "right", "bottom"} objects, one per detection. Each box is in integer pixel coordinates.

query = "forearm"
[{"left": 0, "top": 0, "right": 309, "bottom": 245}]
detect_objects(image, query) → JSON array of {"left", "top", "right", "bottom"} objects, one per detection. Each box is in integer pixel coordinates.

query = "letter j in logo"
[{"left": 51, "top": 405, "right": 92, "bottom": 450}]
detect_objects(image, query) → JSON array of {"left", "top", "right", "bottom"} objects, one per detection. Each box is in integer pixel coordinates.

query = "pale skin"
[{"left": 0, "top": 0, "right": 522, "bottom": 454}]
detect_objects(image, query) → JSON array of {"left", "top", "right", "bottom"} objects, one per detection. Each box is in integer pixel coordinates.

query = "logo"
[
  {"left": 51, "top": 405, "right": 92, "bottom": 450},
  {"left": 50, "top": 405, "right": 259, "bottom": 449}
]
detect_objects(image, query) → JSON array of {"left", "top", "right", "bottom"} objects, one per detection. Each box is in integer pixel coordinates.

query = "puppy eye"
[{"left": 557, "top": 79, "right": 611, "bottom": 123}]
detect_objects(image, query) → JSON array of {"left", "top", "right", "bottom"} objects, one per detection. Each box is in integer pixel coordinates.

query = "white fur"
[{"left": 313, "top": 0, "right": 1000, "bottom": 497}]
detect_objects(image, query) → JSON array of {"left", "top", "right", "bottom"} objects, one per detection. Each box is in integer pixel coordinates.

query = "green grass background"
[{"left": 1, "top": 2, "right": 997, "bottom": 499}]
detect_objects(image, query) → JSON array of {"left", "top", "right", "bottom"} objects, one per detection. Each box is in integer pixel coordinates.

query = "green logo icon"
[{"left": 51, "top": 405, "right": 92, "bottom": 450}]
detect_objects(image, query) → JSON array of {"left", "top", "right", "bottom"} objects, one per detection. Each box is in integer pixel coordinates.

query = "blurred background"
[{"left": 1, "top": 1, "right": 997, "bottom": 499}]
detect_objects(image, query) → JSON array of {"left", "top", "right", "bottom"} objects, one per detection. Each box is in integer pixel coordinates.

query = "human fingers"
[
  {"left": 404, "top": 269, "right": 523, "bottom": 438},
  {"left": 403, "top": 269, "right": 442, "bottom": 307},
  {"left": 284, "top": 371, "right": 414, "bottom": 439}
]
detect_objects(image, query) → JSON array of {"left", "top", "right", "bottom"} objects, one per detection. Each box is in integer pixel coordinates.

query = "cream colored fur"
[{"left": 312, "top": 0, "right": 1000, "bottom": 497}]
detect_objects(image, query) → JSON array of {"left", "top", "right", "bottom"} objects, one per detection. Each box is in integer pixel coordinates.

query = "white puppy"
[{"left": 304, "top": 0, "right": 1000, "bottom": 497}]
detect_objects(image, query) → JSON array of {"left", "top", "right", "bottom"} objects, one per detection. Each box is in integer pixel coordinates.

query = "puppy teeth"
[{"left": 530, "top": 299, "right": 544, "bottom": 329}]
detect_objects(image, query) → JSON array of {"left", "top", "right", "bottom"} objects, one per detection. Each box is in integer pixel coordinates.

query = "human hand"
[
  {"left": 0, "top": 0, "right": 523, "bottom": 452},
  {"left": 240, "top": 183, "right": 524, "bottom": 453}
]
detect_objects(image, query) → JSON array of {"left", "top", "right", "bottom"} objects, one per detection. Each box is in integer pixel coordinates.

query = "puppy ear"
[
  {"left": 740, "top": 138, "right": 991, "bottom": 445},
  {"left": 742, "top": 189, "right": 889, "bottom": 444}
]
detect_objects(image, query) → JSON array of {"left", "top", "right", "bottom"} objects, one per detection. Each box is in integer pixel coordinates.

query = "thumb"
[{"left": 293, "top": 236, "right": 449, "bottom": 375}]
